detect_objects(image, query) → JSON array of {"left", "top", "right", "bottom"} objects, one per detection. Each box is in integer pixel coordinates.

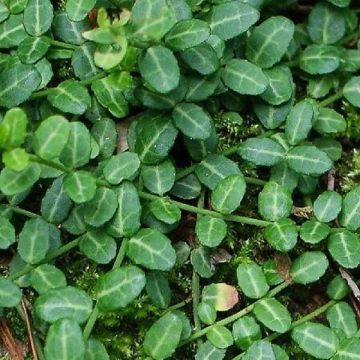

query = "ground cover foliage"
[{"left": 1, "top": 0, "right": 360, "bottom": 358}]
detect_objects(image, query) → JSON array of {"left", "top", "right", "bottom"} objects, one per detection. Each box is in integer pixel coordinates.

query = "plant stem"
[
  {"left": 138, "top": 191, "right": 271, "bottom": 227},
  {"left": 319, "top": 91, "right": 343, "bottom": 107},
  {"left": 231, "top": 299, "right": 336, "bottom": 360},
  {"left": 5, "top": 205, "right": 40, "bottom": 218},
  {"left": 165, "top": 297, "right": 192, "bottom": 313},
  {"left": 179, "top": 282, "right": 289, "bottom": 346},
  {"left": 83, "top": 238, "right": 129, "bottom": 340},
  {"left": 50, "top": 39, "right": 78, "bottom": 50}
]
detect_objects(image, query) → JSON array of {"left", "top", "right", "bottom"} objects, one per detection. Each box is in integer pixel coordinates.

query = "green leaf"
[
  {"left": 33, "top": 115, "right": 70, "bottom": 160},
  {"left": 0, "top": 14, "right": 27, "bottom": 48},
  {"left": 135, "top": 116, "right": 178, "bottom": 165},
  {"left": 143, "top": 312, "right": 183, "bottom": 359},
  {"left": 165, "top": 19, "right": 210, "bottom": 51},
  {"left": 290, "top": 251, "right": 329, "bottom": 284},
  {"left": 327, "top": 275, "right": 350, "bottom": 301},
  {"left": 237, "top": 262, "right": 269, "bottom": 299},
  {"left": 128, "top": 228, "right": 176, "bottom": 271},
  {"left": 264, "top": 218, "right": 298, "bottom": 252},
  {"left": 260, "top": 65, "right": 293, "bottom": 105},
  {"left": 191, "top": 246, "right": 214, "bottom": 278},
  {"left": 314, "top": 108, "right": 347, "bottom": 134},
  {"left": 0, "top": 217, "right": 15, "bottom": 249},
  {"left": 207, "top": 326, "right": 233, "bottom": 349},
  {"left": 63, "top": 205, "right": 87, "bottom": 235},
  {"left": 85, "top": 340, "right": 109, "bottom": 360},
  {"left": 327, "top": 302, "right": 358, "bottom": 338},
  {"left": 18, "top": 218, "right": 49, "bottom": 264},
  {"left": 172, "top": 102, "right": 212, "bottom": 140},
  {"left": 343, "top": 76, "right": 360, "bottom": 108},
  {"left": 222, "top": 59, "right": 268, "bottom": 96},
  {"left": 195, "top": 154, "right": 241, "bottom": 190},
  {"left": 333, "top": 338, "right": 360, "bottom": 360},
  {"left": 300, "top": 220, "right": 330, "bottom": 244},
  {"left": 44, "top": 318, "right": 85, "bottom": 360},
  {"left": 243, "top": 340, "right": 275, "bottom": 360},
  {"left": 142, "top": 160, "right": 175, "bottom": 195},
  {"left": 270, "top": 162, "right": 299, "bottom": 192},
  {"left": 202, "top": 283, "right": 239, "bottom": 311},
  {"left": 30, "top": 264, "right": 67, "bottom": 294},
  {"left": 253, "top": 298, "right": 292, "bottom": 333},
  {"left": 91, "top": 77, "right": 129, "bottom": 118},
  {"left": 0, "top": 63, "right": 41, "bottom": 108},
  {"left": 91, "top": 118, "right": 117, "bottom": 159},
  {"left": 41, "top": 176, "right": 72, "bottom": 224},
  {"left": 35, "top": 286, "right": 92, "bottom": 323},
  {"left": 107, "top": 181, "right": 141, "bottom": 238},
  {"left": 2, "top": 148, "right": 29, "bottom": 171},
  {"left": 48, "top": 80, "right": 91, "bottom": 115},
  {"left": 17, "top": 36, "right": 50, "bottom": 64},
  {"left": 0, "top": 163, "right": 40, "bottom": 195},
  {"left": 1, "top": 107, "right": 28, "bottom": 147},
  {"left": 83, "top": 187, "right": 118, "bottom": 227},
  {"left": 300, "top": 44, "right": 340, "bottom": 75},
  {"left": 150, "top": 198, "right": 181, "bottom": 225},
  {"left": 285, "top": 100, "right": 315, "bottom": 145},
  {"left": 0, "top": 277, "right": 22, "bottom": 307},
  {"left": 340, "top": 185, "right": 360, "bottom": 231},
  {"left": 185, "top": 72, "right": 221, "bottom": 102},
  {"left": 71, "top": 43, "right": 99, "bottom": 80},
  {"left": 23, "top": 0, "right": 53, "bottom": 36},
  {"left": 258, "top": 182, "right": 293, "bottom": 222},
  {"left": 291, "top": 322, "right": 339, "bottom": 359},
  {"left": 314, "top": 190, "right": 342, "bottom": 222},
  {"left": 286, "top": 145, "right": 333, "bottom": 176},
  {"left": 139, "top": 46, "right": 179, "bottom": 94},
  {"left": 197, "top": 302, "right": 217, "bottom": 325},
  {"left": 327, "top": 0, "right": 350, "bottom": 7},
  {"left": 63, "top": 171, "right": 97, "bottom": 204},
  {"left": 96, "top": 265, "right": 146, "bottom": 312},
  {"left": 0, "top": 1, "right": 9, "bottom": 22},
  {"left": 180, "top": 43, "right": 219, "bottom": 75},
  {"left": 171, "top": 174, "right": 202, "bottom": 200},
  {"left": 307, "top": 2, "right": 346, "bottom": 44},
  {"left": 146, "top": 271, "right": 172, "bottom": 309},
  {"left": 313, "top": 137, "right": 343, "bottom": 161},
  {"left": 195, "top": 216, "right": 227, "bottom": 248},
  {"left": 128, "top": 0, "right": 177, "bottom": 43},
  {"left": 209, "top": 1, "right": 259, "bottom": 41},
  {"left": 328, "top": 229, "right": 360, "bottom": 269},
  {"left": 239, "top": 138, "right": 285, "bottom": 167},
  {"left": 79, "top": 230, "right": 116, "bottom": 264},
  {"left": 66, "top": 0, "right": 95, "bottom": 21},
  {"left": 232, "top": 316, "right": 262, "bottom": 350},
  {"left": 195, "top": 341, "right": 226, "bottom": 360},
  {"left": 211, "top": 175, "right": 246, "bottom": 214},
  {"left": 246, "top": 16, "right": 295, "bottom": 68}
]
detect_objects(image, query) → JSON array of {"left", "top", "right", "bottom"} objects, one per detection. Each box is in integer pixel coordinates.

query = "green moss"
[{"left": 336, "top": 149, "right": 360, "bottom": 192}]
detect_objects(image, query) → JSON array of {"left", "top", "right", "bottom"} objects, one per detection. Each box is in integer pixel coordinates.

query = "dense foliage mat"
[{"left": 1, "top": 0, "right": 360, "bottom": 359}]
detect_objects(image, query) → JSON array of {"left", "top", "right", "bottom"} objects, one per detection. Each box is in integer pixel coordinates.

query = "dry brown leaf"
[
  {"left": 0, "top": 318, "right": 24, "bottom": 360},
  {"left": 275, "top": 253, "right": 293, "bottom": 284}
]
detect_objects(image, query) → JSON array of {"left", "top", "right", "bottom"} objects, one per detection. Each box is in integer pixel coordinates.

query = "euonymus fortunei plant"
[{"left": 1, "top": 0, "right": 360, "bottom": 358}]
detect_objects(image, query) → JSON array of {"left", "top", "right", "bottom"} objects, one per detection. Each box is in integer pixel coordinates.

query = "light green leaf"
[
  {"left": 314, "top": 107, "right": 347, "bottom": 134},
  {"left": 243, "top": 340, "right": 275, "bottom": 360},
  {"left": 44, "top": 318, "right": 85, "bottom": 360},
  {"left": 287, "top": 145, "right": 333, "bottom": 176},
  {"left": 79, "top": 230, "right": 116, "bottom": 264},
  {"left": 327, "top": 302, "right": 358, "bottom": 338},
  {"left": 253, "top": 298, "right": 292, "bottom": 333},
  {"left": 343, "top": 76, "right": 360, "bottom": 108},
  {"left": 71, "top": 43, "right": 99, "bottom": 80},
  {"left": 237, "top": 262, "right": 269, "bottom": 299},
  {"left": 314, "top": 190, "right": 342, "bottom": 222},
  {"left": 0, "top": 107, "right": 27, "bottom": 148},
  {"left": 0, "top": 14, "right": 26, "bottom": 48},
  {"left": 246, "top": 16, "right": 295, "bottom": 68},
  {"left": 85, "top": 340, "right": 109, "bottom": 360},
  {"left": 17, "top": 36, "right": 50, "bottom": 64},
  {"left": 139, "top": 45, "right": 180, "bottom": 94},
  {"left": 292, "top": 322, "right": 339, "bottom": 359},
  {"left": 202, "top": 283, "right": 239, "bottom": 312},
  {"left": 211, "top": 175, "right": 246, "bottom": 214},
  {"left": 66, "top": 0, "right": 95, "bottom": 21},
  {"left": 196, "top": 216, "right": 227, "bottom": 248},
  {"left": 300, "top": 220, "right": 330, "bottom": 244},
  {"left": 91, "top": 118, "right": 117, "bottom": 159},
  {"left": 144, "top": 312, "right": 183, "bottom": 359},
  {"left": 146, "top": 271, "right": 172, "bottom": 309},
  {"left": 172, "top": 102, "right": 212, "bottom": 140},
  {"left": 18, "top": 218, "right": 49, "bottom": 264},
  {"left": 290, "top": 251, "right": 329, "bottom": 284},
  {"left": 333, "top": 338, "right": 360, "bottom": 360},
  {"left": 328, "top": 229, "right": 360, "bottom": 269},
  {"left": 30, "top": 264, "right": 67, "bottom": 294},
  {"left": 150, "top": 198, "right": 181, "bottom": 225},
  {"left": 2, "top": 148, "right": 29, "bottom": 171},
  {"left": 48, "top": 80, "right": 91, "bottom": 115},
  {"left": 195, "top": 341, "right": 226, "bottom": 360},
  {"left": 209, "top": 1, "right": 259, "bottom": 41},
  {"left": 63, "top": 171, "right": 97, "bottom": 204},
  {"left": 0, "top": 217, "right": 15, "bottom": 249},
  {"left": 96, "top": 265, "right": 145, "bottom": 312},
  {"left": 33, "top": 115, "right": 70, "bottom": 160},
  {"left": 232, "top": 316, "right": 262, "bottom": 350},
  {"left": 0, "top": 1, "right": 9, "bottom": 22},
  {"left": 0, "top": 277, "right": 22, "bottom": 307},
  {"left": 207, "top": 326, "right": 233, "bottom": 349},
  {"left": 258, "top": 182, "right": 293, "bottom": 222},
  {"left": 23, "top": 0, "right": 53, "bottom": 36},
  {"left": 197, "top": 303, "right": 217, "bottom": 325},
  {"left": 35, "top": 286, "right": 92, "bottom": 324},
  {"left": 340, "top": 185, "right": 360, "bottom": 231},
  {"left": 239, "top": 138, "right": 285, "bottom": 167},
  {"left": 165, "top": 19, "right": 210, "bottom": 51},
  {"left": 128, "top": 228, "right": 176, "bottom": 271},
  {"left": 264, "top": 218, "right": 298, "bottom": 252}
]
